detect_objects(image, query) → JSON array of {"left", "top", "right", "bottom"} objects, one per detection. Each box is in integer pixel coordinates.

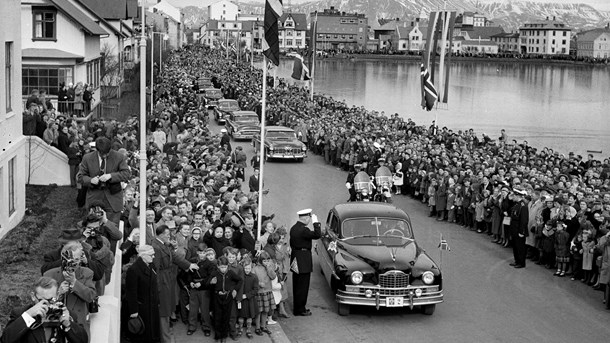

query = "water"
[{"left": 273, "top": 59, "right": 610, "bottom": 156}]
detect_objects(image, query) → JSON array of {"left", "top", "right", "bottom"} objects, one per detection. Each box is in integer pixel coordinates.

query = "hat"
[
  {"left": 513, "top": 188, "right": 527, "bottom": 196},
  {"left": 127, "top": 316, "right": 145, "bottom": 335},
  {"left": 220, "top": 128, "right": 227, "bottom": 133},
  {"left": 297, "top": 208, "right": 312, "bottom": 217},
  {"left": 137, "top": 245, "right": 155, "bottom": 257},
  {"left": 378, "top": 157, "right": 386, "bottom": 162},
  {"left": 373, "top": 142, "right": 381, "bottom": 149},
  {"left": 58, "top": 228, "right": 85, "bottom": 243},
  {"left": 354, "top": 163, "right": 363, "bottom": 169}
]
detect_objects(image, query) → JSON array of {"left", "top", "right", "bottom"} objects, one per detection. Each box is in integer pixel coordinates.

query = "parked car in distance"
[
  {"left": 203, "top": 88, "right": 223, "bottom": 109},
  {"left": 225, "top": 111, "right": 260, "bottom": 140},
  {"left": 316, "top": 202, "right": 443, "bottom": 316},
  {"left": 197, "top": 77, "right": 213, "bottom": 92},
  {"left": 214, "top": 99, "right": 240, "bottom": 124},
  {"left": 252, "top": 126, "right": 307, "bottom": 162}
]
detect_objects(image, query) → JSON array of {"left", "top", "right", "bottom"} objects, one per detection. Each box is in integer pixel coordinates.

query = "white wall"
[
  {"left": 209, "top": 0, "right": 239, "bottom": 21},
  {"left": 24, "top": 136, "right": 71, "bottom": 186}
]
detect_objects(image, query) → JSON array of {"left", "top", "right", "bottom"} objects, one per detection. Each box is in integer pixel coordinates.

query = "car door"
[{"left": 318, "top": 212, "right": 339, "bottom": 287}]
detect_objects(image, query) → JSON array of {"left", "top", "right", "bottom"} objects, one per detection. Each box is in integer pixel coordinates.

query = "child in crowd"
[
  {"left": 454, "top": 184, "right": 463, "bottom": 225},
  {"left": 237, "top": 257, "right": 259, "bottom": 339},
  {"left": 582, "top": 230, "right": 596, "bottom": 283},
  {"left": 224, "top": 247, "right": 244, "bottom": 340},
  {"left": 553, "top": 221, "right": 570, "bottom": 277},
  {"left": 209, "top": 256, "right": 243, "bottom": 342},
  {"left": 392, "top": 163, "right": 403, "bottom": 195},
  {"left": 204, "top": 225, "right": 232, "bottom": 257},
  {"left": 446, "top": 186, "right": 456, "bottom": 223},
  {"left": 570, "top": 232, "right": 584, "bottom": 281},
  {"left": 538, "top": 220, "right": 556, "bottom": 269},
  {"left": 253, "top": 251, "right": 276, "bottom": 336},
  {"left": 427, "top": 178, "right": 437, "bottom": 217},
  {"left": 185, "top": 245, "right": 215, "bottom": 336}
]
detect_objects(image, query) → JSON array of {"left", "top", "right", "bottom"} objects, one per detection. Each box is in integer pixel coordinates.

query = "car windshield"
[
  {"left": 266, "top": 130, "right": 296, "bottom": 139},
  {"left": 205, "top": 89, "right": 222, "bottom": 97},
  {"left": 341, "top": 218, "right": 413, "bottom": 239},
  {"left": 219, "top": 101, "right": 239, "bottom": 110},
  {"left": 235, "top": 115, "right": 259, "bottom": 123}
]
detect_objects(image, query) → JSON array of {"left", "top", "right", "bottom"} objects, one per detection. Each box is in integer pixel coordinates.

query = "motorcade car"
[
  {"left": 197, "top": 77, "right": 213, "bottom": 92},
  {"left": 203, "top": 88, "right": 223, "bottom": 109},
  {"left": 213, "top": 99, "right": 240, "bottom": 124},
  {"left": 252, "top": 126, "right": 307, "bottom": 162},
  {"left": 225, "top": 111, "right": 260, "bottom": 140},
  {"left": 315, "top": 202, "right": 443, "bottom": 316}
]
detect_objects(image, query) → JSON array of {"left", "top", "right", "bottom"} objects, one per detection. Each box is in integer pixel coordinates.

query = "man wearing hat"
[
  {"left": 509, "top": 189, "right": 530, "bottom": 269},
  {"left": 220, "top": 128, "right": 232, "bottom": 152},
  {"left": 125, "top": 245, "right": 160, "bottom": 342},
  {"left": 290, "top": 209, "right": 322, "bottom": 316}
]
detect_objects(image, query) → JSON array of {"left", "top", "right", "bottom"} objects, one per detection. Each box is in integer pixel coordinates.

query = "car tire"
[
  {"left": 338, "top": 303, "right": 350, "bottom": 316},
  {"left": 421, "top": 304, "right": 435, "bottom": 315},
  {"left": 296, "top": 158, "right": 304, "bottom": 163}
]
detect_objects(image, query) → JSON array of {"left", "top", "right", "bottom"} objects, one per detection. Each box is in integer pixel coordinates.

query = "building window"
[
  {"left": 33, "top": 8, "right": 56, "bottom": 40},
  {"left": 5, "top": 42, "right": 12, "bottom": 113},
  {"left": 286, "top": 39, "right": 293, "bottom": 46},
  {"left": 86, "top": 58, "right": 100, "bottom": 89},
  {"left": 22, "top": 66, "right": 73, "bottom": 96},
  {"left": 8, "top": 157, "right": 15, "bottom": 216},
  {"left": 296, "top": 31, "right": 301, "bottom": 37},
  {"left": 563, "top": 31, "right": 566, "bottom": 36}
]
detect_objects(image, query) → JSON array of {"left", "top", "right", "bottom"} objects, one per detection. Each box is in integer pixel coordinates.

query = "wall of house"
[
  {"left": 0, "top": 0, "right": 26, "bottom": 240},
  {"left": 209, "top": 0, "right": 238, "bottom": 21},
  {"left": 21, "top": 4, "right": 86, "bottom": 57},
  {"left": 24, "top": 136, "right": 71, "bottom": 186}
]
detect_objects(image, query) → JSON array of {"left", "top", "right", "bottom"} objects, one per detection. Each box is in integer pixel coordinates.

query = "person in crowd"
[
  {"left": 252, "top": 251, "right": 276, "bottom": 336},
  {"left": 290, "top": 209, "right": 322, "bottom": 316},
  {"left": 125, "top": 245, "right": 160, "bottom": 343},
  {"left": 78, "top": 136, "right": 131, "bottom": 224},
  {"left": 208, "top": 256, "right": 243, "bottom": 342},
  {"left": 0, "top": 277, "right": 89, "bottom": 343},
  {"left": 509, "top": 189, "right": 529, "bottom": 269},
  {"left": 43, "top": 120, "right": 60, "bottom": 147},
  {"left": 184, "top": 244, "right": 215, "bottom": 336},
  {"left": 553, "top": 221, "right": 571, "bottom": 276},
  {"left": 237, "top": 256, "right": 259, "bottom": 338}
]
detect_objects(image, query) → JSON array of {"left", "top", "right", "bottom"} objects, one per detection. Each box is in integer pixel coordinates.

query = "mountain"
[{"left": 236, "top": 0, "right": 610, "bottom": 31}]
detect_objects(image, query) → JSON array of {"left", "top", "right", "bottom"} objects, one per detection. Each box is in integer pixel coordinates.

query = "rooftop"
[{"left": 51, "top": 0, "right": 108, "bottom": 35}]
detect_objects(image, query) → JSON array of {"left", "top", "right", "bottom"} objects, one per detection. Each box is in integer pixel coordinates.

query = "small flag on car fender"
[{"left": 438, "top": 234, "right": 450, "bottom": 251}]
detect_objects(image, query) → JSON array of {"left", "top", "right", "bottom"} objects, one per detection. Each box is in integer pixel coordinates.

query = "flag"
[
  {"left": 308, "top": 12, "right": 317, "bottom": 70},
  {"left": 220, "top": 42, "right": 227, "bottom": 51},
  {"left": 263, "top": 0, "right": 283, "bottom": 66},
  {"left": 438, "top": 234, "right": 451, "bottom": 251},
  {"left": 288, "top": 52, "right": 310, "bottom": 80},
  {"left": 230, "top": 43, "right": 237, "bottom": 53},
  {"left": 421, "top": 64, "right": 438, "bottom": 111}
]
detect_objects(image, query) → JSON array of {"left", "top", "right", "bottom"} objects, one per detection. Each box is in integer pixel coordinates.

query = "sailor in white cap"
[
  {"left": 289, "top": 209, "right": 321, "bottom": 316},
  {"left": 508, "top": 188, "right": 530, "bottom": 269},
  {"left": 219, "top": 128, "right": 231, "bottom": 152}
]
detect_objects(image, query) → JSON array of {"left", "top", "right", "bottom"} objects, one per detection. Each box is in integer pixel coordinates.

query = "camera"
[{"left": 32, "top": 299, "right": 65, "bottom": 329}]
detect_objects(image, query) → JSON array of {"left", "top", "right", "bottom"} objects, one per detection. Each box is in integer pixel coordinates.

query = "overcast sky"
[{"left": 164, "top": 0, "right": 610, "bottom": 12}]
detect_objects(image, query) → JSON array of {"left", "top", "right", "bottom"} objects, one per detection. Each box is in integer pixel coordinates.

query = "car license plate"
[{"left": 386, "top": 297, "right": 404, "bottom": 307}]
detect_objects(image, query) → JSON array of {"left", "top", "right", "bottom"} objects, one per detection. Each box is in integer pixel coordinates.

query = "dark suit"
[
  {"left": 289, "top": 220, "right": 321, "bottom": 314},
  {"left": 125, "top": 258, "right": 161, "bottom": 343},
  {"left": 248, "top": 175, "right": 260, "bottom": 193},
  {"left": 0, "top": 306, "right": 88, "bottom": 343},
  {"left": 510, "top": 201, "right": 530, "bottom": 267},
  {"left": 78, "top": 150, "right": 131, "bottom": 223}
]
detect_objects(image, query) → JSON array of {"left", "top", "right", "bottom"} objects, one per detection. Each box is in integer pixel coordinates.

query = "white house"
[
  {"left": 0, "top": 0, "right": 26, "bottom": 240},
  {"left": 208, "top": 0, "right": 239, "bottom": 21},
  {"left": 278, "top": 13, "right": 307, "bottom": 51},
  {"left": 577, "top": 27, "right": 610, "bottom": 59},
  {"left": 150, "top": 0, "right": 184, "bottom": 49},
  {"left": 519, "top": 17, "right": 571, "bottom": 55},
  {"left": 20, "top": 0, "right": 109, "bottom": 114}
]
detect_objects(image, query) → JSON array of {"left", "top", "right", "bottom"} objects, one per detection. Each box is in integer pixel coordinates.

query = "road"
[{"left": 212, "top": 122, "right": 609, "bottom": 343}]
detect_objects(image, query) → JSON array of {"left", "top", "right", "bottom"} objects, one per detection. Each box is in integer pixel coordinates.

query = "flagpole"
[
  {"left": 273, "top": 67, "right": 277, "bottom": 88},
  {"left": 138, "top": 1, "right": 148, "bottom": 248},
  {"left": 257, "top": 57, "right": 268, "bottom": 240},
  {"left": 439, "top": 233, "right": 443, "bottom": 270},
  {"left": 309, "top": 13, "right": 317, "bottom": 101}
]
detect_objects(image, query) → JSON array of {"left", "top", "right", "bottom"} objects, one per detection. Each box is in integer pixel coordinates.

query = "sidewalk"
[{"left": 170, "top": 320, "right": 290, "bottom": 343}]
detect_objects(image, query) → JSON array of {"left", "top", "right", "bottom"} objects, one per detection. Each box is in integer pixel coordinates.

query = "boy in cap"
[{"left": 184, "top": 243, "right": 215, "bottom": 336}]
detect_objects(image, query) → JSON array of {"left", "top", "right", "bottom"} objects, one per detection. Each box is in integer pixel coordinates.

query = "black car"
[
  {"left": 213, "top": 99, "right": 240, "bottom": 124},
  {"left": 315, "top": 202, "right": 443, "bottom": 316}
]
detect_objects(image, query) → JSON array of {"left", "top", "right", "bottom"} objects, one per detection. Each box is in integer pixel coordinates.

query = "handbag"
[
  {"left": 88, "top": 296, "right": 100, "bottom": 313},
  {"left": 502, "top": 217, "right": 511, "bottom": 226}
]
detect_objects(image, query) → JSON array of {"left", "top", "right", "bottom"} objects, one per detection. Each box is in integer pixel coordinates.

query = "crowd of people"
[{"left": 4, "top": 42, "right": 609, "bottom": 343}]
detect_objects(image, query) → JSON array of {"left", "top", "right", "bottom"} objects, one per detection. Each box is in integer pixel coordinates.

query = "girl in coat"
[
  {"left": 554, "top": 221, "right": 571, "bottom": 277},
  {"left": 538, "top": 220, "right": 556, "bottom": 269},
  {"left": 570, "top": 232, "right": 584, "bottom": 281},
  {"left": 253, "top": 251, "right": 277, "bottom": 336},
  {"left": 582, "top": 230, "right": 596, "bottom": 284},
  {"left": 237, "top": 257, "right": 259, "bottom": 339}
]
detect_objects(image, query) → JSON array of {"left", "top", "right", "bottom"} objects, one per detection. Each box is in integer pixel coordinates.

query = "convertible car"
[
  {"left": 252, "top": 126, "right": 307, "bottom": 162},
  {"left": 315, "top": 202, "right": 443, "bottom": 316}
]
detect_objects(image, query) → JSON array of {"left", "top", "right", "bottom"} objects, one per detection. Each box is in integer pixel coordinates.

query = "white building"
[
  {"left": 208, "top": 0, "right": 239, "bottom": 21},
  {"left": 150, "top": 0, "right": 185, "bottom": 49},
  {"left": 519, "top": 17, "right": 571, "bottom": 55},
  {"left": 278, "top": 13, "right": 307, "bottom": 51},
  {"left": 0, "top": 0, "right": 26, "bottom": 240}
]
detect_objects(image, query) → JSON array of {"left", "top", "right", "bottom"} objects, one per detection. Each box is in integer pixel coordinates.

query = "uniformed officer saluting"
[{"left": 289, "top": 209, "right": 322, "bottom": 316}]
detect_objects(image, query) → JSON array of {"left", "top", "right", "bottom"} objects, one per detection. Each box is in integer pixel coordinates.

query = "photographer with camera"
[
  {"left": 82, "top": 213, "right": 116, "bottom": 295},
  {"left": 85, "top": 202, "right": 123, "bottom": 253},
  {"left": 43, "top": 242, "right": 97, "bottom": 329},
  {"left": 78, "top": 136, "right": 131, "bottom": 225},
  {"left": 0, "top": 277, "right": 88, "bottom": 343}
]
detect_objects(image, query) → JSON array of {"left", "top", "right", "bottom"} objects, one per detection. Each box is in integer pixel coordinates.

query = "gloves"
[
  {"left": 345, "top": 182, "right": 351, "bottom": 189},
  {"left": 311, "top": 214, "right": 319, "bottom": 224}
]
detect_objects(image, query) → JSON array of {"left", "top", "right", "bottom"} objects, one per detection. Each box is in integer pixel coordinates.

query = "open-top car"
[
  {"left": 225, "top": 111, "right": 260, "bottom": 140},
  {"left": 203, "top": 88, "right": 223, "bottom": 109},
  {"left": 316, "top": 202, "right": 443, "bottom": 316},
  {"left": 252, "top": 126, "right": 307, "bottom": 162},
  {"left": 214, "top": 99, "right": 240, "bottom": 124}
]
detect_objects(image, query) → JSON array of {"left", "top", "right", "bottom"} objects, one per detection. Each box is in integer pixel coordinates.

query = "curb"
[{"left": 269, "top": 323, "right": 291, "bottom": 343}]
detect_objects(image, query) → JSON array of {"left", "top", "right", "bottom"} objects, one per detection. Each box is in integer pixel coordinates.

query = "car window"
[
  {"left": 235, "top": 115, "right": 258, "bottom": 123},
  {"left": 341, "top": 218, "right": 412, "bottom": 238},
  {"left": 330, "top": 215, "right": 339, "bottom": 234},
  {"left": 266, "top": 130, "right": 297, "bottom": 139}
]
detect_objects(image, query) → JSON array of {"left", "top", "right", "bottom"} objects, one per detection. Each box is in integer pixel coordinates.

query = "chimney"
[{"left": 546, "top": 16, "right": 549, "bottom": 20}]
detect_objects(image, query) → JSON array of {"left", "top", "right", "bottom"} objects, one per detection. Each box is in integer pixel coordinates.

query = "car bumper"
[
  {"left": 267, "top": 151, "right": 307, "bottom": 159},
  {"left": 233, "top": 131, "right": 257, "bottom": 139},
  {"left": 336, "top": 285, "right": 443, "bottom": 309}
]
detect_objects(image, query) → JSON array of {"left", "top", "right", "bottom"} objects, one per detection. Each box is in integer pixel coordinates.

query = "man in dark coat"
[
  {"left": 152, "top": 225, "right": 199, "bottom": 343},
  {"left": 509, "top": 189, "right": 530, "bottom": 269},
  {"left": 220, "top": 128, "right": 232, "bottom": 152},
  {"left": 248, "top": 167, "right": 260, "bottom": 193},
  {"left": 125, "top": 245, "right": 161, "bottom": 343},
  {"left": 289, "top": 209, "right": 322, "bottom": 316},
  {"left": 78, "top": 136, "right": 131, "bottom": 224},
  {"left": 0, "top": 277, "right": 88, "bottom": 343}
]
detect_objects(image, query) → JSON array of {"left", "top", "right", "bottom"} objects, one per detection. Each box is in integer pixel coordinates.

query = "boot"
[{"left": 278, "top": 302, "right": 290, "bottom": 318}]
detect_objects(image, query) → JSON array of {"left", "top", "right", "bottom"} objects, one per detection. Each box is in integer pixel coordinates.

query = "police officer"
[{"left": 290, "top": 209, "right": 322, "bottom": 316}]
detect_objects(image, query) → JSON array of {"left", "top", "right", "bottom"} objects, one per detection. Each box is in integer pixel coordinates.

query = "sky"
[{"left": 163, "top": 0, "right": 610, "bottom": 12}]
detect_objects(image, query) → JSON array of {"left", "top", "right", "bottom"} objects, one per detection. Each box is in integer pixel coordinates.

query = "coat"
[
  {"left": 0, "top": 305, "right": 88, "bottom": 343},
  {"left": 435, "top": 181, "right": 448, "bottom": 210},
  {"left": 152, "top": 238, "right": 191, "bottom": 317},
  {"left": 249, "top": 175, "right": 260, "bottom": 193},
  {"left": 78, "top": 150, "right": 131, "bottom": 212},
  {"left": 43, "top": 266, "right": 97, "bottom": 327},
  {"left": 289, "top": 221, "right": 321, "bottom": 274},
  {"left": 509, "top": 201, "right": 529, "bottom": 237},
  {"left": 596, "top": 234, "right": 610, "bottom": 284},
  {"left": 125, "top": 258, "right": 161, "bottom": 343}
]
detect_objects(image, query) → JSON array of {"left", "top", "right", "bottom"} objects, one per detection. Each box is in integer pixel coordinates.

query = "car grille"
[
  {"left": 274, "top": 147, "right": 299, "bottom": 154},
  {"left": 378, "top": 271, "right": 409, "bottom": 289}
]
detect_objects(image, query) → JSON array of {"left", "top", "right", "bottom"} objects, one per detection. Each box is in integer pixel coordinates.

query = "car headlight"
[
  {"left": 350, "top": 271, "right": 363, "bottom": 285},
  {"left": 301, "top": 144, "right": 307, "bottom": 151},
  {"left": 422, "top": 271, "right": 435, "bottom": 285}
]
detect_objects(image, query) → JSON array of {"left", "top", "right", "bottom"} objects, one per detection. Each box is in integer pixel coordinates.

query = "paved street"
[{"left": 206, "top": 122, "right": 609, "bottom": 343}]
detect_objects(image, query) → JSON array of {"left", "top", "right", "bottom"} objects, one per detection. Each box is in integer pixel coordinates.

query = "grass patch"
[{"left": 0, "top": 185, "right": 81, "bottom": 330}]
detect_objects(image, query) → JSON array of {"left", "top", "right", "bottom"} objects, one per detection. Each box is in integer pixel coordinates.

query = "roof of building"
[
  {"left": 280, "top": 13, "right": 307, "bottom": 31},
  {"left": 375, "top": 20, "right": 402, "bottom": 32},
  {"left": 397, "top": 26, "right": 410, "bottom": 38},
  {"left": 490, "top": 32, "right": 519, "bottom": 39},
  {"left": 78, "top": 0, "right": 138, "bottom": 20},
  {"left": 22, "top": 48, "right": 83, "bottom": 59},
  {"left": 151, "top": 0, "right": 181, "bottom": 23},
  {"left": 520, "top": 20, "right": 571, "bottom": 30},
  {"left": 463, "top": 26, "right": 505, "bottom": 40},
  {"left": 577, "top": 28, "right": 610, "bottom": 42},
  {"left": 50, "top": 0, "right": 108, "bottom": 35}
]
